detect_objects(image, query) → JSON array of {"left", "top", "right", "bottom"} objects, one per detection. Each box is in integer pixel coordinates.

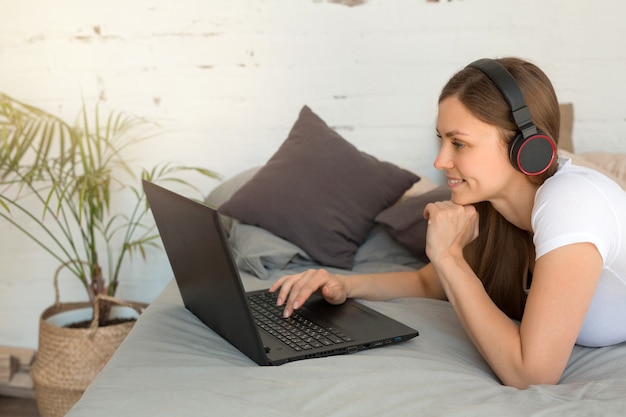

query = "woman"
[{"left": 270, "top": 57, "right": 626, "bottom": 389}]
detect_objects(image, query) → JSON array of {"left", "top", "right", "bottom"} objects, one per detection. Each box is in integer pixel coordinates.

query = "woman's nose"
[{"left": 433, "top": 146, "right": 453, "bottom": 171}]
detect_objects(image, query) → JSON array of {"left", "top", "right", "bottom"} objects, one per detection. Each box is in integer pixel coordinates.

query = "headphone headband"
[
  {"left": 465, "top": 58, "right": 556, "bottom": 176},
  {"left": 467, "top": 58, "right": 537, "bottom": 139}
]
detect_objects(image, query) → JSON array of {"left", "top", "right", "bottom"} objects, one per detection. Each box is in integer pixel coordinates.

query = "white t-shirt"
[{"left": 532, "top": 157, "right": 626, "bottom": 347}]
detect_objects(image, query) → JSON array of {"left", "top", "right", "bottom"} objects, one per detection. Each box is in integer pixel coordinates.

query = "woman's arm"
[
  {"left": 271, "top": 263, "right": 446, "bottom": 318},
  {"left": 425, "top": 202, "right": 603, "bottom": 388}
]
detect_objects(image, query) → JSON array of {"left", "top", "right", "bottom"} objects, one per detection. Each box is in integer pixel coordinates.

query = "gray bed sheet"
[{"left": 67, "top": 270, "right": 626, "bottom": 417}]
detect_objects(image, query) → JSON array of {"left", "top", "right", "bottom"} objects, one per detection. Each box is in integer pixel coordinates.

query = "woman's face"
[{"left": 435, "top": 96, "right": 519, "bottom": 206}]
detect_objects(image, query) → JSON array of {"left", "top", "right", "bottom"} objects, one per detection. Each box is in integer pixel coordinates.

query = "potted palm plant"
[{"left": 0, "top": 92, "right": 219, "bottom": 417}]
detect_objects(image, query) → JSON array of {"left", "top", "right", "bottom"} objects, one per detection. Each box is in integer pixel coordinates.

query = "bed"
[{"left": 66, "top": 106, "right": 626, "bottom": 417}]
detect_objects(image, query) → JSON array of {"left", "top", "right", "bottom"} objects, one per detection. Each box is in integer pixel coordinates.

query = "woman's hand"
[
  {"left": 423, "top": 201, "right": 479, "bottom": 263},
  {"left": 269, "top": 269, "right": 348, "bottom": 318}
]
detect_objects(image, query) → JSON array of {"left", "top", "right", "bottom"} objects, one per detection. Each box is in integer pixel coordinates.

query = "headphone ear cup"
[{"left": 509, "top": 132, "right": 556, "bottom": 176}]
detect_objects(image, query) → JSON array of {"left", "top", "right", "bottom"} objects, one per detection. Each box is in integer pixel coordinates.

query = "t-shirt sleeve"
[{"left": 532, "top": 171, "right": 619, "bottom": 264}]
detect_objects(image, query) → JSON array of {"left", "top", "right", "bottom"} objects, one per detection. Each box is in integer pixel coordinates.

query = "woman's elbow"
[{"left": 501, "top": 368, "right": 562, "bottom": 389}]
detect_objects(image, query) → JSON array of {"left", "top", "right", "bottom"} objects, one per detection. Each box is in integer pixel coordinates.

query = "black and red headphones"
[{"left": 466, "top": 58, "right": 556, "bottom": 176}]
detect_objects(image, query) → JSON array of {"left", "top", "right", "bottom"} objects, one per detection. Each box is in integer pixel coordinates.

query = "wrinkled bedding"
[
  {"left": 67, "top": 225, "right": 626, "bottom": 417},
  {"left": 67, "top": 278, "right": 626, "bottom": 417}
]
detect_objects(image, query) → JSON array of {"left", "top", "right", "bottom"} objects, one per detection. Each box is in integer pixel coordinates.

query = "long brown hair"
[{"left": 438, "top": 57, "right": 560, "bottom": 320}]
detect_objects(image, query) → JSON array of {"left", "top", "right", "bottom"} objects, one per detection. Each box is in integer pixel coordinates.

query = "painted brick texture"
[{"left": 1, "top": 0, "right": 625, "bottom": 348}]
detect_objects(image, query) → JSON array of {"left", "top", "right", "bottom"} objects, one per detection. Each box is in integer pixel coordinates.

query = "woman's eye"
[{"left": 435, "top": 133, "right": 464, "bottom": 149}]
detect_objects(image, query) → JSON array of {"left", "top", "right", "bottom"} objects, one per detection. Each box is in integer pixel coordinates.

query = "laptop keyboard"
[{"left": 248, "top": 292, "right": 354, "bottom": 352}]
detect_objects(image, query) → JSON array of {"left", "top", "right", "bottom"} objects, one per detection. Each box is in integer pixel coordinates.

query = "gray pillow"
[
  {"left": 375, "top": 186, "right": 451, "bottom": 263},
  {"left": 219, "top": 105, "right": 419, "bottom": 269},
  {"left": 205, "top": 167, "right": 262, "bottom": 235},
  {"left": 227, "top": 223, "right": 313, "bottom": 280}
]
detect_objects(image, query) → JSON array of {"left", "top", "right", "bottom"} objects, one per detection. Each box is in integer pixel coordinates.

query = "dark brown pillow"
[
  {"left": 219, "top": 105, "right": 419, "bottom": 269},
  {"left": 375, "top": 186, "right": 451, "bottom": 263}
]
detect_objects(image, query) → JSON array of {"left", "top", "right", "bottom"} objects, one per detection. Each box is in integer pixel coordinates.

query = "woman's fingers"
[
  {"left": 423, "top": 201, "right": 479, "bottom": 261},
  {"left": 269, "top": 269, "right": 342, "bottom": 317}
]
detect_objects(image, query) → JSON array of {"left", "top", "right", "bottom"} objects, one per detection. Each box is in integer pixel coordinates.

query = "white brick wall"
[{"left": 1, "top": 0, "right": 625, "bottom": 348}]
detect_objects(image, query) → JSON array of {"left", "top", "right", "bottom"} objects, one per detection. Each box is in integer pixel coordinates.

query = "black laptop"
[{"left": 143, "top": 180, "right": 419, "bottom": 366}]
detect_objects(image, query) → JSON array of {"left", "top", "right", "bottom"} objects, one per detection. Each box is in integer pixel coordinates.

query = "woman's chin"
[{"left": 450, "top": 191, "right": 477, "bottom": 206}]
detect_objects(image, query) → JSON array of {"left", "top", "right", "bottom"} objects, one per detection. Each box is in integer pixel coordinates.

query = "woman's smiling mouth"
[{"left": 448, "top": 178, "right": 465, "bottom": 187}]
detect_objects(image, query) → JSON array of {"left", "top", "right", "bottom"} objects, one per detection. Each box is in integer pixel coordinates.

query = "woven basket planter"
[{"left": 31, "top": 295, "right": 146, "bottom": 417}]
